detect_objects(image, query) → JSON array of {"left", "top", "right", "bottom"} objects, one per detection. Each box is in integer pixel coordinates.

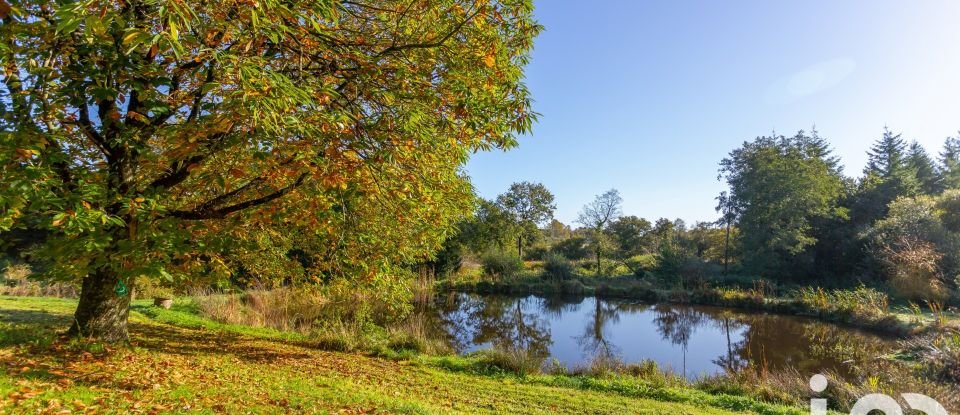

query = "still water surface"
[{"left": 420, "top": 294, "right": 896, "bottom": 379}]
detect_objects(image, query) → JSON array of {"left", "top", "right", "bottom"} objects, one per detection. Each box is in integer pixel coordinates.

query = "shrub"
[
  {"left": 795, "top": 285, "right": 890, "bottom": 320},
  {"left": 651, "top": 240, "right": 725, "bottom": 287},
  {"left": 866, "top": 194, "right": 960, "bottom": 303},
  {"left": 386, "top": 334, "right": 429, "bottom": 354},
  {"left": 472, "top": 347, "right": 545, "bottom": 376},
  {"left": 550, "top": 236, "right": 590, "bottom": 260},
  {"left": 939, "top": 190, "right": 960, "bottom": 232},
  {"left": 542, "top": 253, "right": 574, "bottom": 281},
  {"left": 315, "top": 333, "right": 357, "bottom": 352},
  {"left": 607, "top": 263, "right": 632, "bottom": 276},
  {"left": 384, "top": 313, "right": 452, "bottom": 355},
  {"left": 2, "top": 263, "right": 31, "bottom": 282},
  {"left": 927, "top": 330, "right": 960, "bottom": 382},
  {"left": 481, "top": 251, "right": 523, "bottom": 279},
  {"left": 134, "top": 276, "right": 177, "bottom": 300},
  {"left": 572, "top": 353, "right": 625, "bottom": 378},
  {"left": 656, "top": 252, "right": 712, "bottom": 287},
  {"left": 424, "top": 240, "right": 464, "bottom": 278},
  {"left": 626, "top": 254, "right": 658, "bottom": 275},
  {"left": 623, "top": 359, "right": 666, "bottom": 379},
  {"left": 881, "top": 237, "right": 949, "bottom": 302},
  {"left": 523, "top": 244, "right": 549, "bottom": 261},
  {"left": 577, "top": 258, "right": 626, "bottom": 277}
]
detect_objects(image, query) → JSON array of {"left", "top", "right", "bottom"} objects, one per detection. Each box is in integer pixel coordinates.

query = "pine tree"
[
  {"left": 865, "top": 128, "right": 912, "bottom": 181},
  {"left": 941, "top": 135, "right": 960, "bottom": 190},
  {"left": 803, "top": 128, "right": 843, "bottom": 174},
  {"left": 852, "top": 128, "right": 920, "bottom": 226},
  {"left": 907, "top": 141, "right": 943, "bottom": 194},
  {"left": 863, "top": 128, "right": 921, "bottom": 195}
]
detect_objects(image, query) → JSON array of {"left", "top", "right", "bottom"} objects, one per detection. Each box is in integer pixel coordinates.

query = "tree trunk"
[
  {"left": 723, "top": 222, "right": 731, "bottom": 275},
  {"left": 596, "top": 250, "right": 601, "bottom": 274},
  {"left": 517, "top": 235, "right": 523, "bottom": 259},
  {"left": 69, "top": 267, "right": 131, "bottom": 342},
  {"left": 724, "top": 317, "right": 733, "bottom": 371}
]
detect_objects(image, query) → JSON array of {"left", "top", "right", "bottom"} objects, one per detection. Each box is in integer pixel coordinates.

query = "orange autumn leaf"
[
  {"left": 14, "top": 148, "right": 38, "bottom": 159},
  {"left": 483, "top": 54, "right": 496, "bottom": 68}
]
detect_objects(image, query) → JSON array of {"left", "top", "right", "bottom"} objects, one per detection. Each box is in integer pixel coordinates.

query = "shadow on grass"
[
  {"left": 0, "top": 308, "right": 68, "bottom": 348},
  {"left": 1, "top": 305, "right": 315, "bottom": 364},
  {"left": 0, "top": 306, "right": 328, "bottom": 403},
  {"left": 128, "top": 322, "right": 314, "bottom": 363}
]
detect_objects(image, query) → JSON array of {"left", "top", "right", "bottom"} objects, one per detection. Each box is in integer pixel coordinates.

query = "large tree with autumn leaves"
[{"left": 0, "top": 0, "right": 539, "bottom": 341}]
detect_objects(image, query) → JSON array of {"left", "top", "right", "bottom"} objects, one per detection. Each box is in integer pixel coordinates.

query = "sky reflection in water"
[{"left": 421, "top": 294, "right": 896, "bottom": 380}]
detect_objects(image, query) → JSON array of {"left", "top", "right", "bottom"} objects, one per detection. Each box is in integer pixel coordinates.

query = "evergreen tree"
[
  {"left": 865, "top": 128, "right": 912, "bottom": 181},
  {"left": 800, "top": 127, "right": 843, "bottom": 173},
  {"left": 907, "top": 141, "right": 943, "bottom": 195},
  {"left": 853, "top": 128, "right": 921, "bottom": 226},
  {"left": 941, "top": 135, "right": 960, "bottom": 190}
]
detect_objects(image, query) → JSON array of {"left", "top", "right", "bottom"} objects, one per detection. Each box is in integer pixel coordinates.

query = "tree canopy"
[
  {"left": 719, "top": 131, "right": 846, "bottom": 276},
  {"left": 907, "top": 141, "right": 942, "bottom": 195},
  {"left": 495, "top": 181, "right": 555, "bottom": 257},
  {"left": 605, "top": 215, "right": 652, "bottom": 258},
  {"left": 0, "top": 0, "right": 540, "bottom": 340}
]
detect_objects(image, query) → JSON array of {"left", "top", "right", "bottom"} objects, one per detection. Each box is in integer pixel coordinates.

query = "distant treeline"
[{"left": 436, "top": 128, "right": 960, "bottom": 303}]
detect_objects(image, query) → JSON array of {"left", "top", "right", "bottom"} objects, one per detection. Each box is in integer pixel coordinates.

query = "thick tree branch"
[
  {"left": 187, "top": 65, "right": 215, "bottom": 124},
  {"left": 169, "top": 173, "right": 308, "bottom": 220},
  {"left": 192, "top": 176, "right": 267, "bottom": 211},
  {"left": 148, "top": 153, "right": 206, "bottom": 190},
  {"left": 147, "top": 129, "right": 233, "bottom": 191},
  {"left": 76, "top": 104, "right": 112, "bottom": 159}
]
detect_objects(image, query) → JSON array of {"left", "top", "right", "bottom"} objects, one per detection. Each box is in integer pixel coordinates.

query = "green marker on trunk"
[{"left": 114, "top": 280, "right": 128, "bottom": 297}]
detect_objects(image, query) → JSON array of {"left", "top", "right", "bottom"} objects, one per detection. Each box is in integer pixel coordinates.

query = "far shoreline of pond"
[{"left": 437, "top": 276, "right": 937, "bottom": 338}]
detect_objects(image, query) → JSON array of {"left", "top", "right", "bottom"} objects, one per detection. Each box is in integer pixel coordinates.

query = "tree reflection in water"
[
  {"left": 575, "top": 298, "right": 623, "bottom": 364},
  {"left": 652, "top": 304, "right": 705, "bottom": 377},
  {"left": 711, "top": 310, "right": 748, "bottom": 373},
  {"left": 420, "top": 294, "right": 897, "bottom": 380},
  {"left": 538, "top": 295, "right": 584, "bottom": 319},
  {"left": 425, "top": 294, "right": 553, "bottom": 360}
]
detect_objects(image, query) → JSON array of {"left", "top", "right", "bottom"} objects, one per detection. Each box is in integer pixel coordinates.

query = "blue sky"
[{"left": 466, "top": 1, "right": 960, "bottom": 225}]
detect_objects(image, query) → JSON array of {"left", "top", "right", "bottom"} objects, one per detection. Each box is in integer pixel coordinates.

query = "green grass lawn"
[{"left": 0, "top": 296, "right": 807, "bottom": 414}]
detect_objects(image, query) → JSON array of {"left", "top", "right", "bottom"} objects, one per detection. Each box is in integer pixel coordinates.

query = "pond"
[{"left": 417, "top": 293, "right": 898, "bottom": 380}]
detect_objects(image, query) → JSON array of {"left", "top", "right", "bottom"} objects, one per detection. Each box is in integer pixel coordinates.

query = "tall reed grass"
[
  {"left": 189, "top": 286, "right": 451, "bottom": 356},
  {"left": 191, "top": 287, "right": 329, "bottom": 332},
  {"left": 795, "top": 285, "right": 890, "bottom": 320},
  {"left": 1, "top": 264, "right": 78, "bottom": 298}
]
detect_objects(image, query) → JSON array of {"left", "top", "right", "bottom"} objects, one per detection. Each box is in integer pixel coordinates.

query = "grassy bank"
[
  {"left": 0, "top": 296, "right": 813, "bottom": 415},
  {"left": 439, "top": 276, "right": 953, "bottom": 337}
]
